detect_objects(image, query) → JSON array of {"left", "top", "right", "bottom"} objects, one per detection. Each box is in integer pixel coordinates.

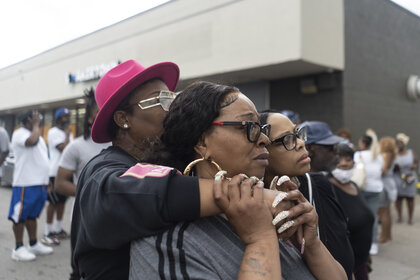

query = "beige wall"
[
  {"left": 0, "top": 0, "right": 343, "bottom": 112},
  {"left": 301, "top": 0, "right": 344, "bottom": 69}
]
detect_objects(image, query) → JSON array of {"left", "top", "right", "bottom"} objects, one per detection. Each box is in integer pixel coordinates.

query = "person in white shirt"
[
  {"left": 43, "top": 107, "right": 73, "bottom": 245},
  {"left": 55, "top": 88, "right": 110, "bottom": 196},
  {"left": 354, "top": 129, "right": 384, "bottom": 256},
  {"left": 8, "top": 110, "right": 53, "bottom": 261}
]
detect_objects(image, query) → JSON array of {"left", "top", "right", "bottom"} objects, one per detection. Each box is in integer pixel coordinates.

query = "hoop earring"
[{"left": 183, "top": 158, "right": 222, "bottom": 176}]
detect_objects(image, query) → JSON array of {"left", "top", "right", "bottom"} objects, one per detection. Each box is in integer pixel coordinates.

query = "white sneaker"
[
  {"left": 28, "top": 242, "right": 53, "bottom": 256},
  {"left": 369, "top": 243, "right": 378, "bottom": 255},
  {"left": 11, "top": 246, "right": 36, "bottom": 261}
]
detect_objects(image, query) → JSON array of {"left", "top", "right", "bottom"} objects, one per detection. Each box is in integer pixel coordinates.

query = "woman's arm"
[
  {"left": 198, "top": 178, "right": 223, "bottom": 216},
  {"left": 411, "top": 151, "right": 419, "bottom": 171},
  {"left": 214, "top": 175, "right": 281, "bottom": 280},
  {"left": 199, "top": 177, "right": 296, "bottom": 219},
  {"left": 303, "top": 238, "right": 346, "bottom": 280},
  {"left": 55, "top": 167, "right": 76, "bottom": 196}
]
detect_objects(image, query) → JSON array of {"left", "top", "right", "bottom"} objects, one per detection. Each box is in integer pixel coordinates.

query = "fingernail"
[
  {"left": 272, "top": 191, "right": 288, "bottom": 208},
  {"left": 239, "top": 173, "right": 249, "bottom": 179},
  {"left": 277, "top": 220, "right": 295, "bottom": 234},
  {"left": 270, "top": 176, "right": 279, "bottom": 190},
  {"left": 250, "top": 176, "right": 259, "bottom": 182},
  {"left": 214, "top": 170, "right": 227, "bottom": 181},
  {"left": 300, "top": 238, "right": 305, "bottom": 255},
  {"left": 277, "top": 175, "right": 290, "bottom": 186},
  {"left": 215, "top": 176, "right": 222, "bottom": 181},
  {"left": 256, "top": 181, "right": 264, "bottom": 188},
  {"left": 272, "top": 210, "right": 290, "bottom": 225}
]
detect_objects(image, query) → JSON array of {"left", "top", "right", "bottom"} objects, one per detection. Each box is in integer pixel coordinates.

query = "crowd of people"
[
  {"left": 2, "top": 58, "right": 418, "bottom": 280},
  {"left": 5, "top": 88, "right": 110, "bottom": 262}
]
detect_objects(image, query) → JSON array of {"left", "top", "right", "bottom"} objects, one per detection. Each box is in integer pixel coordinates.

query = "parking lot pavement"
[
  {"left": 0, "top": 185, "right": 73, "bottom": 280},
  {"left": 371, "top": 194, "right": 420, "bottom": 280}
]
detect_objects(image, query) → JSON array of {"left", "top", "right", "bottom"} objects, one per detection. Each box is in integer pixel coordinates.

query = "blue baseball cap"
[
  {"left": 300, "top": 121, "right": 345, "bottom": 145},
  {"left": 55, "top": 107, "right": 70, "bottom": 119}
]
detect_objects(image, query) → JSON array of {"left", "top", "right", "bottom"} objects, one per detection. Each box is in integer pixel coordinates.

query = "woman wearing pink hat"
[
  {"left": 71, "top": 60, "right": 212, "bottom": 279},
  {"left": 70, "top": 60, "right": 289, "bottom": 280}
]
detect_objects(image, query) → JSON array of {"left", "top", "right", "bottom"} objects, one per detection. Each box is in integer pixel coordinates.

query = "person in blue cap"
[
  {"left": 303, "top": 121, "right": 346, "bottom": 172},
  {"left": 302, "top": 121, "right": 373, "bottom": 280},
  {"left": 42, "top": 107, "right": 73, "bottom": 245}
]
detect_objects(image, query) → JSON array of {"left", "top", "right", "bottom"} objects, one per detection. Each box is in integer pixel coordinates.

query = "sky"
[
  {"left": 0, "top": 0, "right": 170, "bottom": 69},
  {"left": 0, "top": 0, "right": 419, "bottom": 70}
]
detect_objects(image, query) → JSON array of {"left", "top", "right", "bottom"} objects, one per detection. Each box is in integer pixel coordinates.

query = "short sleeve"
[{"left": 59, "top": 142, "right": 78, "bottom": 171}]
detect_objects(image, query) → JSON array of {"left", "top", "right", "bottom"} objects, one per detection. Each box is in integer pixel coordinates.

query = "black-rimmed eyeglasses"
[
  {"left": 211, "top": 121, "right": 271, "bottom": 143},
  {"left": 270, "top": 126, "right": 307, "bottom": 151}
]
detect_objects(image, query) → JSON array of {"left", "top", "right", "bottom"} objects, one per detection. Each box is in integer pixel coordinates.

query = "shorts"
[
  {"left": 47, "top": 177, "right": 68, "bottom": 204},
  {"left": 8, "top": 185, "right": 48, "bottom": 223}
]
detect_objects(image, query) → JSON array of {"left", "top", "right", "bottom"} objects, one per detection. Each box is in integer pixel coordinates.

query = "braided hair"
[{"left": 83, "top": 87, "right": 96, "bottom": 139}]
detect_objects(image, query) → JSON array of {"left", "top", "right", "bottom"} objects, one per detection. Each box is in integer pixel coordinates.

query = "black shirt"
[
  {"left": 298, "top": 172, "right": 355, "bottom": 280},
  {"left": 71, "top": 146, "right": 200, "bottom": 280},
  {"left": 333, "top": 184, "right": 374, "bottom": 267}
]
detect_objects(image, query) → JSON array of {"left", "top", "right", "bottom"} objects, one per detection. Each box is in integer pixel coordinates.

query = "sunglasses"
[
  {"left": 270, "top": 126, "right": 307, "bottom": 151},
  {"left": 125, "top": 90, "right": 177, "bottom": 112},
  {"left": 211, "top": 121, "right": 271, "bottom": 143}
]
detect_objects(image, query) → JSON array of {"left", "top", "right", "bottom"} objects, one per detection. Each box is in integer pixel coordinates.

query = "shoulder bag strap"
[{"left": 305, "top": 173, "right": 320, "bottom": 238}]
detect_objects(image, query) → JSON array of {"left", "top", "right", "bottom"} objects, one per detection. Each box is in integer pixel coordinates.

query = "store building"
[{"left": 0, "top": 0, "right": 419, "bottom": 151}]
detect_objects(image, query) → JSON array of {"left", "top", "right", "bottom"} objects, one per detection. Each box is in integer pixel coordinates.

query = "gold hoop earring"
[{"left": 183, "top": 158, "right": 222, "bottom": 176}]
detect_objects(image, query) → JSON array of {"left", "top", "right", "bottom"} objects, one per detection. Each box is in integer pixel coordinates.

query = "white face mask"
[{"left": 331, "top": 168, "right": 354, "bottom": 184}]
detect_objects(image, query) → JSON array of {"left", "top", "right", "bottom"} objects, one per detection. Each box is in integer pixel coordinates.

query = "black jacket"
[
  {"left": 298, "top": 172, "right": 355, "bottom": 280},
  {"left": 71, "top": 146, "right": 200, "bottom": 280}
]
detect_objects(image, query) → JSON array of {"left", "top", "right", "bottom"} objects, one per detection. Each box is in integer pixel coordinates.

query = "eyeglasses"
[
  {"left": 270, "top": 126, "right": 307, "bottom": 151},
  {"left": 211, "top": 121, "right": 271, "bottom": 143},
  {"left": 125, "top": 90, "right": 177, "bottom": 112}
]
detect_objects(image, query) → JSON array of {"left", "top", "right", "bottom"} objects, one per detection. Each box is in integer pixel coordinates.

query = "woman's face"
[
  {"left": 203, "top": 92, "right": 270, "bottom": 178},
  {"left": 266, "top": 113, "right": 311, "bottom": 177},
  {"left": 336, "top": 155, "right": 354, "bottom": 170},
  {"left": 125, "top": 79, "right": 170, "bottom": 142},
  {"left": 396, "top": 140, "right": 405, "bottom": 151}
]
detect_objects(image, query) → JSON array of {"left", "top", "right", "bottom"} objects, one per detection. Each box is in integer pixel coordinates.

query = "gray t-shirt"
[
  {"left": 58, "top": 136, "right": 110, "bottom": 183},
  {"left": 130, "top": 215, "right": 315, "bottom": 280}
]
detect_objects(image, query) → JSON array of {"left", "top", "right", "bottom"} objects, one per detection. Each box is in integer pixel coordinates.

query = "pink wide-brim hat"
[{"left": 91, "top": 59, "right": 180, "bottom": 143}]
